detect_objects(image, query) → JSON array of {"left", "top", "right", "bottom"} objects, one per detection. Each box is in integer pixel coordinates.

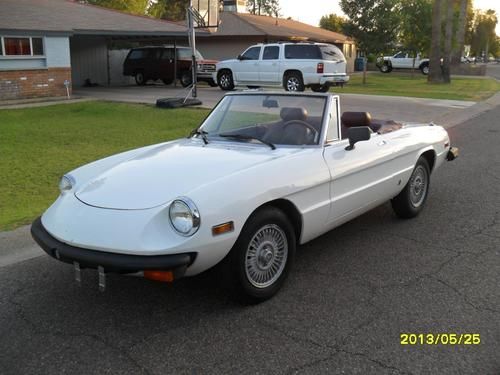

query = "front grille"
[{"left": 198, "top": 64, "right": 216, "bottom": 73}]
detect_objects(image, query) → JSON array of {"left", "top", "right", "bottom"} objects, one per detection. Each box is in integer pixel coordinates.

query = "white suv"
[{"left": 215, "top": 42, "right": 349, "bottom": 92}]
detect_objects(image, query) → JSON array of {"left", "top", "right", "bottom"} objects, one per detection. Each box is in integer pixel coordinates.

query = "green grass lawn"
[
  {"left": 0, "top": 101, "right": 209, "bottom": 231},
  {"left": 336, "top": 72, "right": 500, "bottom": 101}
]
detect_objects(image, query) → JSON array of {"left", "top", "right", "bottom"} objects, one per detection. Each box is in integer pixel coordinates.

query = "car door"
[
  {"left": 258, "top": 45, "right": 281, "bottom": 84},
  {"left": 322, "top": 97, "right": 404, "bottom": 227},
  {"left": 233, "top": 46, "right": 261, "bottom": 83},
  {"left": 147, "top": 48, "right": 162, "bottom": 79},
  {"left": 158, "top": 48, "right": 175, "bottom": 82}
]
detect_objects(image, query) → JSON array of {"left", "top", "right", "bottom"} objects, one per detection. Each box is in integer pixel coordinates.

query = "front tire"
[
  {"left": 217, "top": 70, "right": 235, "bottom": 91},
  {"left": 180, "top": 71, "right": 192, "bottom": 87},
  {"left": 135, "top": 71, "right": 146, "bottom": 85},
  {"left": 221, "top": 206, "right": 296, "bottom": 303},
  {"left": 379, "top": 63, "right": 392, "bottom": 73},
  {"left": 284, "top": 72, "right": 305, "bottom": 92},
  {"left": 391, "top": 157, "right": 430, "bottom": 219}
]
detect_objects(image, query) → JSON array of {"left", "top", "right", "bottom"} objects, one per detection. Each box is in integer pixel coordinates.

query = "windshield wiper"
[
  {"left": 219, "top": 133, "right": 276, "bottom": 150},
  {"left": 189, "top": 129, "right": 209, "bottom": 145}
]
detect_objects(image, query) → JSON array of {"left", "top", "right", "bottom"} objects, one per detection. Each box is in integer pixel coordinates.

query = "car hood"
[{"left": 75, "top": 139, "right": 295, "bottom": 210}]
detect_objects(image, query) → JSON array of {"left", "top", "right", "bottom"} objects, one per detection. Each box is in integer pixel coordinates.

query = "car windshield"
[
  {"left": 197, "top": 94, "right": 327, "bottom": 147},
  {"left": 177, "top": 48, "right": 204, "bottom": 60}
]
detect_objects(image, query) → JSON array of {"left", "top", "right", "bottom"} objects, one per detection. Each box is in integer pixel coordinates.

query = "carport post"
[{"left": 174, "top": 38, "right": 177, "bottom": 87}]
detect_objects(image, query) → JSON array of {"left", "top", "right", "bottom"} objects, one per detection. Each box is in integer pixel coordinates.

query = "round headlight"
[
  {"left": 169, "top": 198, "right": 200, "bottom": 236},
  {"left": 59, "top": 175, "right": 75, "bottom": 194}
]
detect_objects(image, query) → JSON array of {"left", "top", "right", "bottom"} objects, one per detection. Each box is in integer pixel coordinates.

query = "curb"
[{"left": 435, "top": 91, "right": 500, "bottom": 128}]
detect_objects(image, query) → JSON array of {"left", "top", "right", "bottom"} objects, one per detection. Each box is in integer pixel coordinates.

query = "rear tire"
[
  {"left": 284, "top": 72, "right": 305, "bottom": 92},
  {"left": 391, "top": 157, "right": 430, "bottom": 219},
  {"left": 135, "top": 71, "right": 146, "bottom": 85},
  {"left": 420, "top": 63, "right": 429, "bottom": 75},
  {"left": 218, "top": 70, "right": 235, "bottom": 91},
  {"left": 180, "top": 71, "right": 192, "bottom": 87},
  {"left": 310, "top": 84, "right": 329, "bottom": 93},
  {"left": 220, "top": 206, "right": 296, "bottom": 304}
]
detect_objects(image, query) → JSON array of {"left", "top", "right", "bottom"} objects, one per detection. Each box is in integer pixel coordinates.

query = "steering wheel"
[{"left": 283, "top": 120, "right": 319, "bottom": 143}]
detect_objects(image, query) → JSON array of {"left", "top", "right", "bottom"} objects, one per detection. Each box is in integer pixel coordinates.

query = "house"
[
  {"left": 0, "top": 0, "right": 194, "bottom": 100},
  {"left": 196, "top": 6, "right": 357, "bottom": 73}
]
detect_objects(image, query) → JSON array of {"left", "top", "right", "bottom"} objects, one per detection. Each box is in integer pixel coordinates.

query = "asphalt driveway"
[{"left": 0, "top": 104, "right": 499, "bottom": 374}]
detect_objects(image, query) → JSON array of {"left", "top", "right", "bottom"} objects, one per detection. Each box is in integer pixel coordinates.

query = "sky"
[{"left": 280, "top": 0, "right": 500, "bottom": 35}]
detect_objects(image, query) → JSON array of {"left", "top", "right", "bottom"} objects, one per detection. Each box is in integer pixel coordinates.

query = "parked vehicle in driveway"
[
  {"left": 123, "top": 46, "right": 218, "bottom": 87},
  {"left": 376, "top": 51, "right": 430, "bottom": 75},
  {"left": 215, "top": 42, "right": 350, "bottom": 92},
  {"left": 31, "top": 92, "right": 458, "bottom": 303}
]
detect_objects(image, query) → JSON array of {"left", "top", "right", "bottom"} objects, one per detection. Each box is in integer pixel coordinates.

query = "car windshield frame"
[{"left": 192, "top": 93, "right": 332, "bottom": 149}]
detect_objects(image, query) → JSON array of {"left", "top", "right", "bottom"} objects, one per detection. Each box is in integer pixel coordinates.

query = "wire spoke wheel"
[
  {"left": 245, "top": 224, "right": 288, "bottom": 289},
  {"left": 409, "top": 165, "right": 428, "bottom": 207}
]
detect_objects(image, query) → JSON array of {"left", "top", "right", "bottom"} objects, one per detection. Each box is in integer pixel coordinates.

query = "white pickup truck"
[
  {"left": 215, "top": 42, "right": 350, "bottom": 92},
  {"left": 376, "top": 51, "right": 430, "bottom": 75}
]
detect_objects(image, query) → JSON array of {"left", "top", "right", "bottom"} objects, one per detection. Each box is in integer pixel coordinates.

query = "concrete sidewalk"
[{"left": 0, "top": 225, "right": 42, "bottom": 268}]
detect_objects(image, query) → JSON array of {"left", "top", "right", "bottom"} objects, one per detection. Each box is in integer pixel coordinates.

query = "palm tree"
[
  {"left": 428, "top": 0, "right": 444, "bottom": 83},
  {"left": 442, "top": 0, "right": 454, "bottom": 83},
  {"left": 452, "top": 0, "right": 468, "bottom": 65}
]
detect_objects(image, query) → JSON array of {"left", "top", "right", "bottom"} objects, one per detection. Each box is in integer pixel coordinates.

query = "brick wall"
[{"left": 0, "top": 68, "right": 72, "bottom": 101}]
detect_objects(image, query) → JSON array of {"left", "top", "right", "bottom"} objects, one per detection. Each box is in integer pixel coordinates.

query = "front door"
[
  {"left": 233, "top": 46, "right": 261, "bottom": 82},
  {"left": 259, "top": 45, "right": 281, "bottom": 83}
]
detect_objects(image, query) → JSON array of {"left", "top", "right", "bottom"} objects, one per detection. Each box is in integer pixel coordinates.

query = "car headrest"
[
  {"left": 341, "top": 112, "right": 372, "bottom": 128},
  {"left": 280, "top": 107, "right": 308, "bottom": 122}
]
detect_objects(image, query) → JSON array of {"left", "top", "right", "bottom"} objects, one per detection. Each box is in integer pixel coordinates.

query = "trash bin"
[{"left": 355, "top": 58, "right": 365, "bottom": 71}]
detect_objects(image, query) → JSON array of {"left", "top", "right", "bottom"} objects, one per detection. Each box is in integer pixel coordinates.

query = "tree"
[
  {"left": 428, "top": 0, "right": 444, "bottom": 83},
  {"left": 148, "top": 0, "right": 189, "bottom": 21},
  {"left": 86, "top": 0, "right": 150, "bottom": 15},
  {"left": 471, "top": 9, "right": 498, "bottom": 58},
  {"left": 442, "top": 0, "right": 454, "bottom": 83},
  {"left": 399, "top": 0, "right": 432, "bottom": 76},
  {"left": 451, "top": 0, "right": 469, "bottom": 65},
  {"left": 319, "top": 14, "right": 347, "bottom": 34},
  {"left": 246, "top": 0, "right": 280, "bottom": 17},
  {"left": 340, "top": 0, "right": 401, "bottom": 84}
]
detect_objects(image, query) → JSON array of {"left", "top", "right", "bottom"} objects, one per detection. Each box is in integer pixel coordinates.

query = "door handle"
[{"left": 377, "top": 140, "right": 387, "bottom": 146}]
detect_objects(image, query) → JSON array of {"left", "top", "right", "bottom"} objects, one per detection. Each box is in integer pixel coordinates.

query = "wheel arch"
[
  {"left": 247, "top": 198, "right": 303, "bottom": 245},
  {"left": 283, "top": 69, "right": 303, "bottom": 83},
  {"left": 419, "top": 61, "right": 429, "bottom": 69},
  {"left": 419, "top": 149, "right": 436, "bottom": 173}
]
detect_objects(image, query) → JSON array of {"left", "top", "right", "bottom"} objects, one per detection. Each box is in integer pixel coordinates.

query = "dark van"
[{"left": 123, "top": 46, "right": 218, "bottom": 87}]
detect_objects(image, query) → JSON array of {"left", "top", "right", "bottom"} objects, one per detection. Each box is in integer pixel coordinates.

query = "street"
[{"left": 1, "top": 105, "right": 499, "bottom": 374}]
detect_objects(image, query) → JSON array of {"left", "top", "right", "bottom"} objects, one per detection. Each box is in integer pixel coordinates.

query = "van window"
[
  {"left": 128, "top": 50, "right": 145, "bottom": 60},
  {"left": 177, "top": 48, "right": 204, "bottom": 60},
  {"left": 161, "top": 49, "right": 174, "bottom": 60},
  {"left": 284, "top": 45, "right": 321, "bottom": 59}
]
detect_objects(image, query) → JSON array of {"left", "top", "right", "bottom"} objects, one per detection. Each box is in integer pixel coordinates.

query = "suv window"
[
  {"left": 284, "top": 45, "right": 322, "bottom": 59},
  {"left": 241, "top": 46, "right": 261, "bottom": 60},
  {"left": 319, "top": 45, "right": 346, "bottom": 62},
  {"left": 263, "top": 46, "right": 279, "bottom": 60},
  {"left": 161, "top": 49, "right": 174, "bottom": 60},
  {"left": 128, "top": 49, "right": 145, "bottom": 60}
]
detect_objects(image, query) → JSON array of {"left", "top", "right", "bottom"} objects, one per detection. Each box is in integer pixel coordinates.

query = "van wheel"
[
  {"left": 284, "top": 72, "right": 305, "bottom": 92},
  {"left": 221, "top": 206, "right": 295, "bottom": 304},
  {"left": 135, "top": 72, "right": 146, "bottom": 85},
  {"left": 218, "top": 70, "right": 235, "bottom": 91},
  {"left": 180, "top": 71, "right": 192, "bottom": 87}
]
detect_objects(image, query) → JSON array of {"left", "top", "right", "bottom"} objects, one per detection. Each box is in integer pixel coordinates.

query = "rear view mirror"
[
  {"left": 263, "top": 98, "right": 279, "bottom": 108},
  {"left": 345, "top": 127, "right": 371, "bottom": 150}
]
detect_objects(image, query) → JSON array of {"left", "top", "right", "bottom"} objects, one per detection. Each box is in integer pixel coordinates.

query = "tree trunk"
[
  {"left": 442, "top": 0, "right": 454, "bottom": 83},
  {"left": 451, "top": 0, "right": 468, "bottom": 66},
  {"left": 428, "top": 0, "right": 444, "bottom": 83},
  {"left": 363, "top": 53, "right": 367, "bottom": 85}
]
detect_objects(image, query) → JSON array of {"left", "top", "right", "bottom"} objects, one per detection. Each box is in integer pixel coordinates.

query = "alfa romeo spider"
[{"left": 31, "top": 92, "right": 458, "bottom": 302}]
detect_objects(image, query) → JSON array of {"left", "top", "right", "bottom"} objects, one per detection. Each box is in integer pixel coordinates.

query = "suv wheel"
[
  {"left": 218, "top": 70, "right": 235, "bottom": 91},
  {"left": 180, "top": 71, "right": 192, "bottom": 87},
  {"left": 284, "top": 72, "right": 305, "bottom": 92},
  {"left": 135, "top": 72, "right": 146, "bottom": 85}
]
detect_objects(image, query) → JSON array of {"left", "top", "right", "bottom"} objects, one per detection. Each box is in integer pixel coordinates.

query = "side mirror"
[
  {"left": 237, "top": 54, "right": 243, "bottom": 60},
  {"left": 345, "top": 126, "right": 371, "bottom": 151}
]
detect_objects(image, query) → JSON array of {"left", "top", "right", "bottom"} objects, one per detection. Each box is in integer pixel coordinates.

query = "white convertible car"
[{"left": 31, "top": 92, "right": 458, "bottom": 302}]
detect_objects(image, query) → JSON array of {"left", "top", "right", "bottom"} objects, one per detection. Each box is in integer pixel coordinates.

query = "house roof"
[
  {"left": 212, "top": 12, "right": 354, "bottom": 44},
  {"left": 0, "top": 0, "right": 192, "bottom": 36}
]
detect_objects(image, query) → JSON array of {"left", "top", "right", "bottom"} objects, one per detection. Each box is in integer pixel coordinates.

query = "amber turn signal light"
[
  {"left": 212, "top": 221, "right": 234, "bottom": 236},
  {"left": 144, "top": 270, "right": 174, "bottom": 282}
]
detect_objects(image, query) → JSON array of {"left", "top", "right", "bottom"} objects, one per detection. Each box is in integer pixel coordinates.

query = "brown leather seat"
[
  {"left": 263, "top": 107, "right": 315, "bottom": 145},
  {"left": 341, "top": 111, "right": 402, "bottom": 136}
]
